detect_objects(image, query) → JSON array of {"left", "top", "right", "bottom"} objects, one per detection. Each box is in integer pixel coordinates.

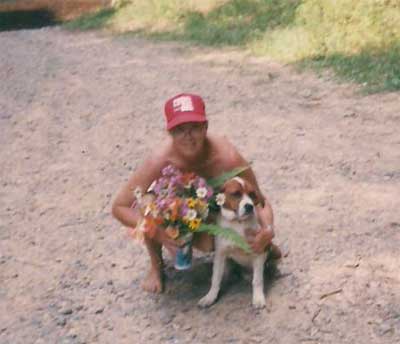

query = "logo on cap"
[{"left": 173, "top": 96, "right": 194, "bottom": 112}]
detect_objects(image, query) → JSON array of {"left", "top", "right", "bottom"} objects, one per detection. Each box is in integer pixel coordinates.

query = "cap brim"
[{"left": 167, "top": 113, "right": 207, "bottom": 130}]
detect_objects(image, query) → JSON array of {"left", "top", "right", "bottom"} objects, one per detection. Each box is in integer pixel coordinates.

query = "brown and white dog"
[{"left": 198, "top": 177, "right": 268, "bottom": 308}]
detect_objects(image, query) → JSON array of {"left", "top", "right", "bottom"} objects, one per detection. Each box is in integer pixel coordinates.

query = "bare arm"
[{"left": 111, "top": 157, "right": 165, "bottom": 228}]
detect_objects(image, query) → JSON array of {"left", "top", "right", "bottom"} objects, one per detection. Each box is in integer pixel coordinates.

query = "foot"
[
  {"left": 198, "top": 291, "right": 218, "bottom": 308},
  {"left": 141, "top": 267, "right": 163, "bottom": 293},
  {"left": 269, "top": 243, "right": 282, "bottom": 260},
  {"left": 252, "top": 292, "right": 266, "bottom": 309}
]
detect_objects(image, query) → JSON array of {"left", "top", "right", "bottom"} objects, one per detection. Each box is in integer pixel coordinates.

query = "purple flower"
[
  {"left": 196, "top": 177, "right": 207, "bottom": 188},
  {"left": 206, "top": 186, "right": 214, "bottom": 200},
  {"left": 180, "top": 204, "right": 189, "bottom": 217},
  {"left": 162, "top": 164, "right": 181, "bottom": 177}
]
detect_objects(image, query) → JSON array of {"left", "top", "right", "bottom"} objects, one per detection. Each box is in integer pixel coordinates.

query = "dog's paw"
[
  {"left": 252, "top": 294, "right": 266, "bottom": 309},
  {"left": 198, "top": 293, "right": 217, "bottom": 308}
]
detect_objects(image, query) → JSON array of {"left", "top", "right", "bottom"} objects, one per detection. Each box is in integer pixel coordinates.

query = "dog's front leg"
[
  {"left": 198, "top": 251, "right": 226, "bottom": 307},
  {"left": 252, "top": 253, "right": 267, "bottom": 308}
]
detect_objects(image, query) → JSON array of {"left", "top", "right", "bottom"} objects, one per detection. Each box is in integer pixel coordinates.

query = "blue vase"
[{"left": 174, "top": 234, "right": 193, "bottom": 270}]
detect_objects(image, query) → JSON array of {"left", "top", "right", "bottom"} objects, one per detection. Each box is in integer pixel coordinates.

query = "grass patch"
[
  {"left": 64, "top": 7, "right": 116, "bottom": 31},
  {"left": 301, "top": 44, "right": 400, "bottom": 93},
  {"left": 66, "top": 0, "right": 400, "bottom": 93}
]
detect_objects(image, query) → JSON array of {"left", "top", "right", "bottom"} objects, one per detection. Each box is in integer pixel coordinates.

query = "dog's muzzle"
[{"left": 244, "top": 203, "right": 254, "bottom": 214}]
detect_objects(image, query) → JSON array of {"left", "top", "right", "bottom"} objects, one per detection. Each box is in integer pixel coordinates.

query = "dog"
[{"left": 198, "top": 176, "right": 268, "bottom": 308}]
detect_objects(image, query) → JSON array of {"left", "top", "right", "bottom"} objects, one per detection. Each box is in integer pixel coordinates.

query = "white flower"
[
  {"left": 196, "top": 187, "right": 208, "bottom": 199},
  {"left": 134, "top": 186, "right": 142, "bottom": 202},
  {"left": 144, "top": 205, "right": 151, "bottom": 216},
  {"left": 186, "top": 209, "right": 197, "bottom": 221},
  {"left": 147, "top": 181, "right": 156, "bottom": 193},
  {"left": 216, "top": 193, "right": 226, "bottom": 206}
]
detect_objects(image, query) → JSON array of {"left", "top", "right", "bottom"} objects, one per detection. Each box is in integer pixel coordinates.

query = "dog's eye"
[
  {"left": 231, "top": 191, "right": 242, "bottom": 198},
  {"left": 249, "top": 192, "right": 257, "bottom": 200}
]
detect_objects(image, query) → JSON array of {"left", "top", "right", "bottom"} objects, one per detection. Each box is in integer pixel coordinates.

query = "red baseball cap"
[{"left": 164, "top": 93, "right": 207, "bottom": 130}]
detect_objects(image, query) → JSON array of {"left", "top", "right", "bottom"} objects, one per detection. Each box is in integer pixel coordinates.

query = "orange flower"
[
  {"left": 170, "top": 199, "right": 181, "bottom": 222},
  {"left": 142, "top": 216, "right": 163, "bottom": 238},
  {"left": 182, "top": 172, "right": 196, "bottom": 187}
]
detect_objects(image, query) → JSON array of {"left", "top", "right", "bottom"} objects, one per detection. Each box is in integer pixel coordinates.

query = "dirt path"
[{"left": 1, "top": 27, "right": 399, "bottom": 344}]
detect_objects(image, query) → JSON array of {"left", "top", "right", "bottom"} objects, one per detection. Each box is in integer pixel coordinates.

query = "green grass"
[
  {"left": 66, "top": 0, "right": 400, "bottom": 93},
  {"left": 64, "top": 7, "right": 116, "bottom": 31}
]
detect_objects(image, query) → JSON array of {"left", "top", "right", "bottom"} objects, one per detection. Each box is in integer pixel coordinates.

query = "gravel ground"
[{"left": 1, "top": 27, "right": 399, "bottom": 344}]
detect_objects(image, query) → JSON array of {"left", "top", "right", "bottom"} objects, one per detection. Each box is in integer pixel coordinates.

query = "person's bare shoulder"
[{"left": 208, "top": 134, "right": 246, "bottom": 169}]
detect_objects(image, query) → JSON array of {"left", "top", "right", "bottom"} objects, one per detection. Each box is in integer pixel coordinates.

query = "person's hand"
[
  {"left": 153, "top": 227, "right": 179, "bottom": 258},
  {"left": 245, "top": 228, "right": 273, "bottom": 254}
]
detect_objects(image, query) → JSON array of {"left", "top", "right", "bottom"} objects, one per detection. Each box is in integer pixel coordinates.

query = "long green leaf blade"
[
  {"left": 207, "top": 165, "right": 250, "bottom": 188},
  {"left": 198, "top": 223, "right": 251, "bottom": 253}
]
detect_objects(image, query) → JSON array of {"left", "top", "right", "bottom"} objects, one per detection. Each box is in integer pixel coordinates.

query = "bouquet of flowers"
[{"left": 131, "top": 164, "right": 251, "bottom": 268}]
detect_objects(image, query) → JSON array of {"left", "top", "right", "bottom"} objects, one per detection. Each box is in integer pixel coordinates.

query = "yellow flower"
[
  {"left": 188, "top": 218, "right": 201, "bottom": 231},
  {"left": 187, "top": 198, "right": 197, "bottom": 209}
]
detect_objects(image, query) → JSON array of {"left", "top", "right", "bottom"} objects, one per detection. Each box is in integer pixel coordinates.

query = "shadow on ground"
[
  {"left": 0, "top": 0, "right": 113, "bottom": 31},
  {"left": 162, "top": 256, "right": 281, "bottom": 305},
  {"left": 0, "top": 9, "right": 57, "bottom": 31}
]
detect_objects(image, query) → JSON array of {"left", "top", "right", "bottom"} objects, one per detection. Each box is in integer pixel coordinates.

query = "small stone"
[
  {"left": 289, "top": 305, "right": 296, "bottom": 310},
  {"left": 206, "top": 331, "right": 217, "bottom": 339},
  {"left": 61, "top": 308, "right": 73, "bottom": 316},
  {"left": 343, "top": 112, "right": 357, "bottom": 118},
  {"left": 183, "top": 324, "right": 192, "bottom": 331},
  {"left": 249, "top": 336, "right": 263, "bottom": 343},
  {"left": 57, "top": 318, "right": 67, "bottom": 327},
  {"left": 95, "top": 307, "right": 104, "bottom": 314},
  {"left": 160, "top": 312, "right": 175, "bottom": 325},
  {"left": 379, "top": 323, "right": 393, "bottom": 335},
  {"left": 67, "top": 330, "right": 78, "bottom": 339}
]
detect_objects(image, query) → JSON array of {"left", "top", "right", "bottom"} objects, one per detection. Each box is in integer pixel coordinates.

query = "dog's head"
[{"left": 219, "top": 177, "right": 260, "bottom": 221}]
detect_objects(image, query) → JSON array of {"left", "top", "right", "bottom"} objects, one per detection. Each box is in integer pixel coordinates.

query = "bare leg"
[
  {"left": 141, "top": 237, "right": 164, "bottom": 293},
  {"left": 193, "top": 232, "right": 214, "bottom": 252}
]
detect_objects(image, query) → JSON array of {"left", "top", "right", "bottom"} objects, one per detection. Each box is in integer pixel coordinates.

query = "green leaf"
[
  {"left": 197, "top": 223, "right": 251, "bottom": 253},
  {"left": 207, "top": 165, "right": 250, "bottom": 189}
]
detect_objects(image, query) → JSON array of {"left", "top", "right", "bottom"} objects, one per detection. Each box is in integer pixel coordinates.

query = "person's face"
[{"left": 169, "top": 122, "right": 208, "bottom": 158}]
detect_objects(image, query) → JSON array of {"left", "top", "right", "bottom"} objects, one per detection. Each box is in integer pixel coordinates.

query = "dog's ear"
[
  {"left": 250, "top": 190, "right": 264, "bottom": 207},
  {"left": 256, "top": 192, "right": 266, "bottom": 207}
]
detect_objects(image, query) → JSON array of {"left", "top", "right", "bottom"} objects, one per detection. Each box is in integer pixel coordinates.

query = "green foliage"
[
  {"left": 67, "top": 0, "right": 400, "bottom": 93},
  {"left": 65, "top": 7, "right": 116, "bottom": 30},
  {"left": 207, "top": 165, "right": 250, "bottom": 189},
  {"left": 179, "top": 0, "right": 300, "bottom": 46},
  {"left": 198, "top": 223, "right": 251, "bottom": 253}
]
